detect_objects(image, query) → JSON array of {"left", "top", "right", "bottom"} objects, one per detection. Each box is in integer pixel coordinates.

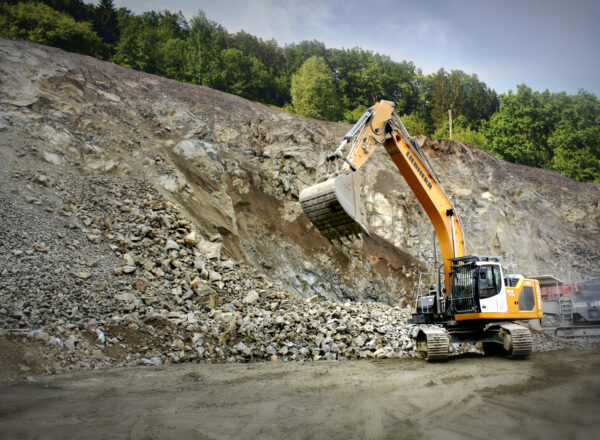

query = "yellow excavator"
[{"left": 299, "top": 100, "right": 543, "bottom": 361}]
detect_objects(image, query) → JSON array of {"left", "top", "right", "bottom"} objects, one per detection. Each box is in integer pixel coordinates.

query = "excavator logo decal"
[{"left": 406, "top": 151, "right": 433, "bottom": 190}]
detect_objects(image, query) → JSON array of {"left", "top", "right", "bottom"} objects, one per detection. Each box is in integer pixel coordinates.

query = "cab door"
[{"left": 477, "top": 264, "right": 507, "bottom": 313}]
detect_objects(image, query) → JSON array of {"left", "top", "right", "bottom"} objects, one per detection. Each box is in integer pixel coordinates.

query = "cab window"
[{"left": 478, "top": 265, "right": 501, "bottom": 298}]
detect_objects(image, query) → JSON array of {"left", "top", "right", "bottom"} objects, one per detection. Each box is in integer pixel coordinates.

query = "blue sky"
[{"left": 114, "top": 0, "right": 600, "bottom": 96}]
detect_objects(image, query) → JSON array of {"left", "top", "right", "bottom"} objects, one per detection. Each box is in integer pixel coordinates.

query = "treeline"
[{"left": 0, "top": 1, "right": 598, "bottom": 182}]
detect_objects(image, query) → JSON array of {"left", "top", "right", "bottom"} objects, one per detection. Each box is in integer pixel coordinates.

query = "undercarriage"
[{"left": 414, "top": 321, "right": 533, "bottom": 362}]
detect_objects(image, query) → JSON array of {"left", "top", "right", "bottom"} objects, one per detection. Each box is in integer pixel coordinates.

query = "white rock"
[
  {"left": 104, "top": 160, "right": 117, "bottom": 172},
  {"left": 197, "top": 240, "right": 222, "bottom": 260},
  {"left": 96, "top": 89, "right": 121, "bottom": 102},
  {"left": 142, "top": 356, "right": 163, "bottom": 366},
  {"left": 173, "top": 139, "right": 209, "bottom": 159},
  {"left": 233, "top": 342, "right": 251, "bottom": 356},
  {"left": 123, "top": 253, "right": 135, "bottom": 266},
  {"left": 165, "top": 239, "right": 180, "bottom": 251},
  {"left": 64, "top": 336, "right": 79, "bottom": 350},
  {"left": 48, "top": 336, "right": 63, "bottom": 347},
  {"left": 242, "top": 290, "right": 260, "bottom": 305},
  {"left": 33, "top": 330, "right": 50, "bottom": 341},
  {"left": 40, "top": 125, "right": 71, "bottom": 147},
  {"left": 115, "top": 292, "right": 136, "bottom": 302},
  {"left": 185, "top": 231, "right": 199, "bottom": 247},
  {"left": 87, "top": 234, "right": 101, "bottom": 243},
  {"left": 209, "top": 271, "right": 222, "bottom": 282},
  {"left": 43, "top": 151, "right": 63, "bottom": 165},
  {"left": 96, "top": 329, "right": 106, "bottom": 343},
  {"left": 158, "top": 174, "right": 186, "bottom": 193}
]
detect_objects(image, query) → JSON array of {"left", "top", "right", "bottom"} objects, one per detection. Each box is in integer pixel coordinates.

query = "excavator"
[{"left": 299, "top": 100, "right": 543, "bottom": 361}]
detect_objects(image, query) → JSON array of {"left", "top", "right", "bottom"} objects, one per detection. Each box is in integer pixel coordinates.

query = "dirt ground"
[{"left": 1, "top": 349, "right": 599, "bottom": 440}]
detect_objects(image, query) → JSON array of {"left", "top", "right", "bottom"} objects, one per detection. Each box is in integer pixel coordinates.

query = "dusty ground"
[{"left": 1, "top": 349, "right": 599, "bottom": 440}]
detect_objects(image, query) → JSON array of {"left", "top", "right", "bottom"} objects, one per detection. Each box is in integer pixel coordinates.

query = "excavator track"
[
  {"left": 499, "top": 323, "right": 533, "bottom": 358},
  {"left": 416, "top": 327, "right": 450, "bottom": 362}
]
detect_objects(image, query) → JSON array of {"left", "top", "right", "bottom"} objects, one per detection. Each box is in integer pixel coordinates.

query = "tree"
[
  {"left": 0, "top": 2, "right": 106, "bottom": 57},
  {"left": 284, "top": 40, "right": 327, "bottom": 73},
  {"left": 290, "top": 56, "right": 339, "bottom": 120},
  {"left": 549, "top": 90, "right": 600, "bottom": 182},
  {"left": 33, "top": 0, "right": 96, "bottom": 22},
  {"left": 111, "top": 10, "right": 188, "bottom": 79},
  {"left": 430, "top": 68, "right": 450, "bottom": 126},
  {"left": 218, "top": 48, "right": 269, "bottom": 100},
  {"left": 481, "top": 85, "right": 600, "bottom": 181},
  {"left": 412, "top": 73, "right": 435, "bottom": 134},
  {"left": 482, "top": 85, "right": 555, "bottom": 167},
  {"left": 184, "top": 10, "right": 228, "bottom": 85},
  {"left": 94, "top": 0, "right": 119, "bottom": 46},
  {"left": 432, "top": 115, "right": 488, "bottom": 149},
  {"left": 430, "top": 69, "right": 498, "bottom": 130}
]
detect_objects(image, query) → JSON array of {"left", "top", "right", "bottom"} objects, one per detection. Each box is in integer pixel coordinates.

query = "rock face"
[{"left": 0, "top": 38, "right": 599, "bottom": 338}]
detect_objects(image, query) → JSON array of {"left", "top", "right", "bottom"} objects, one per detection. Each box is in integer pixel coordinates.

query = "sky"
[{"left": 113, "top": 0, "right": 600, "bottom": 97}]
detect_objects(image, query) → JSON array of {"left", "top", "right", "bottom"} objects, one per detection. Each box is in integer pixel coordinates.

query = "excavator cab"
[
  {"left": 449, "top": 256, "right": 502, "bottom": 315},
  {"left": 444, "top": 256, "right": 542, "bottom": 322},
  {"left": 413, "top": 256, "right": 505, "bottom": 322}
]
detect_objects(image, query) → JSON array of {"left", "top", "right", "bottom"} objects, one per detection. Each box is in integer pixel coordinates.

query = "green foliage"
[
  {"left": 455, "top": 128, "right": 488, "bottom": 149},
  {"left": 432, "top": 118, "right": 488, "bottom": 149},
  {"left": 111, "top": 10, "right": 187, "bottom": 80},
  {"left": 343, "top": 106, "right": 368, "bottom": 124},
  {"left": 481, "top": 85, "right": 556, "bottom": 167},
  {"left": 328, "top": 48, "right": 419, "bottom": 117},
  {"left": 482, "top": 86, "right": 600, "bottom": 181},
  {"left": 30, "top": 0, "right": 96, "bottom": 23},
  {"left": 3, "top": 4, "right": 599, "bottom": 182},
  {"left": 184, "top": 11, "right": 228, "bottom": 86},
  {"left": 284, "top": 40, "right": 327, "bottom": 73},
  {"left": 398, "top": 114, "right": 426, "bottom": 136},
  {"left": 291, "top": 56, "right": 340, "bottom": 121},
  {"left": 548, "top": 90, "right": 600, "bottom": 182},
  {"left": 0, "top": 2, "right": 107, "bottom": 57},
  {"left": 10, "top": 1, "right": 118, "bottom": 46},
  {"left": 412, "top": 74, "right": 435, "bottom": 134},
  {"left": 218, "top": 48, "right": 270, "bottom": 100},
  {"left": 551, "top": 144, "right": 600, "bottom": 183},
  {"left": 430, "top": 68, "right": 499, "bottom": 130},
  {"left": 94, "top": 0, "right": 118, "bottom": 46}
]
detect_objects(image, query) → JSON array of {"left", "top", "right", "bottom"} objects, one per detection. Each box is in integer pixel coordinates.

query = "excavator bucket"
[{"left": 299, "top": 173, "right": 369, "bottom": 241}]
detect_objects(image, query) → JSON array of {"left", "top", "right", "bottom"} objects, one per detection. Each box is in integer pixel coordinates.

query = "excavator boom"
[{"left": 300, "top": 100, "right": 465, "bottom": 293}]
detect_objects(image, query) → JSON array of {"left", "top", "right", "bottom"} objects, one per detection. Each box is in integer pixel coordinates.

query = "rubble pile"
[{"left": 0, "top": 170, "right": 416, "bottom": 378}]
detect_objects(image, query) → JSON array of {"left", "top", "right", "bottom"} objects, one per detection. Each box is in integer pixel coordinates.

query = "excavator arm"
[{"left": 300, "top": 100, "right": 465, "bottom": 294}]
